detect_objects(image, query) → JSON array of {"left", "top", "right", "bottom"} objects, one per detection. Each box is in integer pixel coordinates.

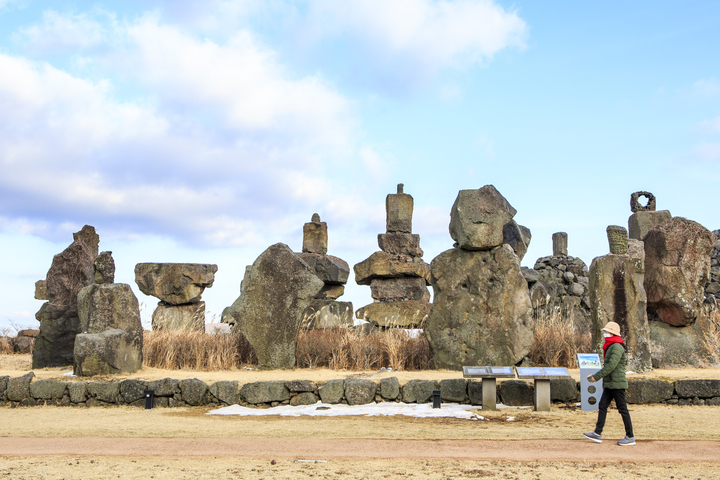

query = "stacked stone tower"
[
  {"left": 134, "top": 263, "right": 217, "bottom": 331},
  {"left": 354, "top": 184, "right": 432, "bottom": 329},
  {"left": 297, "top": 214, "right": 353, "bottom": 329}
]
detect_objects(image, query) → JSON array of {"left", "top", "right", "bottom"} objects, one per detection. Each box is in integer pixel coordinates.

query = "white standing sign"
[{"left": 577, "top": 353, "right": 603, "bottom": 411}]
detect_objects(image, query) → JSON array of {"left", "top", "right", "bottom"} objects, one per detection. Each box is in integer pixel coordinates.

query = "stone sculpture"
[
  {"left": 527, "top": 233, "right": 591, "bottom": 331},
  {"left": 704, "top": 229, "right": 720, "bottom": 302},
  {"left": 627, "top": 191, "right": 671, "bottom": 241},
  {"left": 134, "top": 263, "right": 218, "bottom": 331},
  {"left": 552, "top": 232, "right": 568, "bottom": 257},
  {"left": 354, "top": 184, "right": 432, "bottom": 329},
  {"left": 589, "top": 227, "right": 652, "bottom": 372},
  {"left": 33, "top": 225, "right": 99, "bottom": 368},
  {"left": 225, "top": 243, "right": 324, "bottom": 369},
  {"left": 425, "top": 185, "right": 534, "bottom": 369},
  {"left": 644, "top": 217, "right": 715, "bottom": 327},
  {"left": 297, "top": 214, "right": 353, "bottom": 329},
  {"left": 74, "top": 252, "right": 144, "bottom": 376}
]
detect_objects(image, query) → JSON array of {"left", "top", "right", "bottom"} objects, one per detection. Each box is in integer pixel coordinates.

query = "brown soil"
[{"left": 2, "top": 355, "right": 720, "bottom": 478}]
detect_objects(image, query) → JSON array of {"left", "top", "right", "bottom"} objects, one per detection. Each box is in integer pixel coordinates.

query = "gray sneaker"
[
  {"left": 583, "top": 431, "right": 602, "bottom": 443},
  {"left": 617, "top": 436, "right": 636, "bottom": 446}
]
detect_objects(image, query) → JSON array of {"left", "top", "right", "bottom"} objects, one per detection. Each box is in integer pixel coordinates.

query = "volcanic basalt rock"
[
  {"left": 33, "top": 226, "right": 98, "bottom": 369},
  {"left": 297, "top": 214, "right": 353, "bottom": 329},
  {"left": 589, "top": 243, "right": 652, "bottom": 373},
  {"left": 627, "top": 191, "right": 671, "bottom": 241},
  {"left": 225, "top": 243, "right": 324, "bottom": 369},
  {"left": 426, "top": 244, "right": 534, "bottom": 369},
  {"left": 644, "top": 217, "right": 715, "bottom": 327},
  {"left": 426, "top": 186, "right": 534, "bottom": 369},
  {"left": 529, "top": 235, "right": 591, "bottom": 331},
  {"left": 74, "top": 252, "right": 143, "bottom": 376},
  {"left": 135, "top": 263, "right": 217, "bottom": 331},
  {"left": 354, "top": 185, "right": 432, "bottom": 329}
]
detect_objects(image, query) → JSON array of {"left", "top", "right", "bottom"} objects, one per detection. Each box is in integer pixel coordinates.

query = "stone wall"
[
  {"left": 2, "top": 374, "right": 718, "bottom": 408},
  {"left": 527, "top": 255, "right": 591, "bottom": 331}
]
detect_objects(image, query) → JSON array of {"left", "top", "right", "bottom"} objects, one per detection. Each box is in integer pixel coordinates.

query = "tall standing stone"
[
  {"left": 225, "top": 243, "right": 324, "bottom": 369},
  {"left": 74, "top": 252, "right": 144, "bottom": 376},
  {"left": 354, "top": 185, "right": 432, "bottom": 328},
  {"left": 426, "top": 186, "right": 534, "bottom": 369},
  {"left": 589, "top": 233, "right": 652, "bottom": 372},
  {"left": 33, "top": 226, "right": 98, "bottom": 369}
]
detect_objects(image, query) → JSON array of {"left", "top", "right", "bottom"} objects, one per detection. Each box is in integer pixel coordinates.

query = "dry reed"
[
  {"left": 0, "top": 336, "right": 13, "bottom": 355},
  {"left": 295, "top": 326, "right": 433, "bottom": 371},
  {"left": 529, "top": 307, "right": 591, "bottom": 368},
  {"left": 142, "top": 330, "right": 256, "bottom": 371}
]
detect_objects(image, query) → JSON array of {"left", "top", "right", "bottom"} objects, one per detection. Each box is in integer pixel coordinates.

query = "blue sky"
[{"left": 1, "top": 0, "right": 719, "bottom": 331}]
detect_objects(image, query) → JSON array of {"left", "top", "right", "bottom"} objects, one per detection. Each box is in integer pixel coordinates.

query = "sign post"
[{"left": 577, "top": 353, "right": 603, "bottom": 411}]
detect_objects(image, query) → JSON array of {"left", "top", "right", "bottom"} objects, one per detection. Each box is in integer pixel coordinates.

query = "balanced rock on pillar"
[
  {"left": 134, "top": 263, "right": 217, "bottom": 331},
  {"left": 354, "top": 185, "right": 432, "bottom": 329}
]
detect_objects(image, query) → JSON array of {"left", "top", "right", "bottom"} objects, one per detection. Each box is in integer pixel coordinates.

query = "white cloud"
[
  {"left": 699, "top": 116, "right": 720, "bottom": 134},
  {"left": 0, "top": 13, "right": 387, "bottom": 247},
  {"left": 690, "top": 142, "right": 720, "bottom": 161},
  {"left": 299, "top": 0, "right": 527, "bottom": 81},
  {"left": 692, "top": 78, "right": 720, "bottom": 96},
  {"left": 15, "top": 10, "right": 108, "bottom": 53}
]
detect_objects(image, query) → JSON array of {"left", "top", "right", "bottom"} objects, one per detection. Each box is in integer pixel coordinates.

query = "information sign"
[{"left": 577, "top": 353, "right": 603, "bottom": 411}]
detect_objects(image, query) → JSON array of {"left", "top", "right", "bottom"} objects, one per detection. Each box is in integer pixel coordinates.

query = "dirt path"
[{"left": 2, "top": 437, "right": 719, "bottom": 463}]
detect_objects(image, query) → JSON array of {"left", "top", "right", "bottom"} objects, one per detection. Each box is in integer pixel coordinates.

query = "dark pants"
[{"left": 595, "top": 388, "right": 634, "bottom": 438}]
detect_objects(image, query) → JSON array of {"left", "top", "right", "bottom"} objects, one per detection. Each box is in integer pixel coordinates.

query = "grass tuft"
[{"left": 529, "top": 307, "right": 591, "bottom": 368}]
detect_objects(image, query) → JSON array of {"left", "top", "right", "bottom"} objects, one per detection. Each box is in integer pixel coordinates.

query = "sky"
[{"left": 1, "top": 1, "right": 720, "bottom": 331}]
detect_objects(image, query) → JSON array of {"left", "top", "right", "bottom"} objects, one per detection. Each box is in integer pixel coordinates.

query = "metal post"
[
  {"left": 144, "top": 389, "right": 155, "bottom": 409},
  {"left": 482, "top": 378, "right": 497, "bottom": 411},
  {"left": 432, "top": 390, "right": 441, "bottom": 409}
]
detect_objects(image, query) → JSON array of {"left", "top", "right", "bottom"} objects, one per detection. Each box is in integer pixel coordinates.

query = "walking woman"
[{"left": 583, "top": 321, "right": 635, "bottom": 446}]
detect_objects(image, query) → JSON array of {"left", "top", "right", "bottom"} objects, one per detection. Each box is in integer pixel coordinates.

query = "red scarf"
[{"left": 603, "top": 336, "right": 623, "bottom": 357}]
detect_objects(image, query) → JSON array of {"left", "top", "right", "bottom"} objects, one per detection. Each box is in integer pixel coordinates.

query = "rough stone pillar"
[
  {"left": 302, "top": 213, "right": 328, "bottom": 254},
  {"left": 552, "top": 232, "right": 568, "bottom": 257},
  {"left": 589, "top": 251, "right": 652, "bottom": 372},
  {"left": 386, "top": 184, "right": 413, "bottom": 233}
]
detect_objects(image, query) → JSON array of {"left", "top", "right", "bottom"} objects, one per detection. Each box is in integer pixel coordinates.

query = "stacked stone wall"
[
  {"left": 527, "top": 255, "right": 591, "bottom": 331},
  {"left": 3, "top": 374, "right": 718, "bottom": 408}
]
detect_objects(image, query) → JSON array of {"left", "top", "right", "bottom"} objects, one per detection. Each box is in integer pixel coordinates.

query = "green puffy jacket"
[{"left": 594, "top": 342, "right": 628, "bottom": 389}]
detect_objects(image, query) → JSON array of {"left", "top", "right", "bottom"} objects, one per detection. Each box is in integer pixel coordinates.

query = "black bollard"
[
  {"left": 144, "top": 389, "right": 155, "bottom": 409},
  {"left": 432, "top": 389, "right": 441, "bottom": 409}
]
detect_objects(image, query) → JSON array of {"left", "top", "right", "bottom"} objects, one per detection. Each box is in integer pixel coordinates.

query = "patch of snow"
[
  {"left": 63, "top": 371, "right": 75, "bottom": 377},
  {"left": 207, "top": 401, "right": 485, "bottom": 420}
]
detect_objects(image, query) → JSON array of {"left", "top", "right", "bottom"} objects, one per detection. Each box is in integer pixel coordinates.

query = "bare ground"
[{"left": 2, "top": 355, "right": 720, "bottom": 478}]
